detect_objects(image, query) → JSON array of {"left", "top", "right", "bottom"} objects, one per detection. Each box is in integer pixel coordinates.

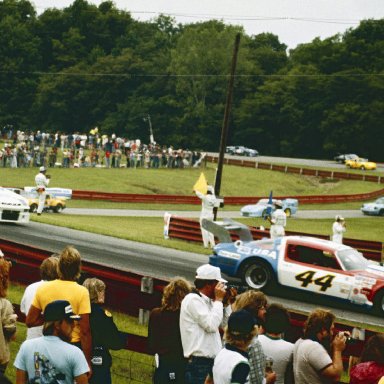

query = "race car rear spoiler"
[{"left": 202, "top": 218, "right": 253, "bottom": 243}]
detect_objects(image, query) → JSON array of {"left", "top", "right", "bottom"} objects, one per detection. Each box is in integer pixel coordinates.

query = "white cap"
[
  {"left": 39, "top": 166, "right": 46, "bottom": 172},
  {"left": 196, "top": 264, "right": 227, "bottom": 283},
  {"left": 335, "top": 215, "right": 345, "bottom": 221},
  {"left": 275, "top": 200, "right": 283, "bottom": 207},
  {"left": 207, "top": 185, "right": 215, "bottom": 194}
]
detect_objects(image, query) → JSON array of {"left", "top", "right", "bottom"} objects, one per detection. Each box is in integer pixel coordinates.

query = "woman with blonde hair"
[
  {"left": 0, "top": 255, "right": 17, "bottom": 378},
  {"left": 148, "top": 277, "right": 192, "bottom": 384},
  {"left": 83, "top": 277, "right": 126, "bottom": 384}
]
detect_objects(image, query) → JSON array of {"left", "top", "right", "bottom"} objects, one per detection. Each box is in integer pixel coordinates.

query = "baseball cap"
[
  {"left": 228, "top": 309, "right": 257, "bottom": 335},
  {"left": 39, "top": 166, "right": 46, "bottom": 172},
  {"left": 335, "top": 215, "right": 345, "bottom": 221},
  {"left": 195, "top": 264, "right": 227, "bottom": 283},
  {"left": 44, "top": 300, "right": 81, "bottom": 322}
]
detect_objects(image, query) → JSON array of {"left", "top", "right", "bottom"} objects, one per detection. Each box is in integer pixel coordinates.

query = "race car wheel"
[
  {"left": 29, "top": 204, "right": 38, "bottom": 213},
  {"left": 373, "top": 290, "right": 384, "bottom": 315},
  {"left": 284, "top": 208, "right": 291, "bottom": 217},
  {"left": 379, "top": 210, "right": 384, "bottom": 217},
  {"left": 241, "top": 260, "right": 274, "bottom": 291},
  {"left": 53, "top": 204, "right": 63, "bottom": 213}
]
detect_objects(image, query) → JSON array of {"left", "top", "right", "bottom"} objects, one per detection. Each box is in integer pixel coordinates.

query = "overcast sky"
[{"left": 33, "top": 0, "right": 384, "bottom": 49}]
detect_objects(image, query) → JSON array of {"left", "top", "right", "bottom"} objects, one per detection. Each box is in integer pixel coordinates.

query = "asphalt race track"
[{"left": 1, "top": 221, "right": 382, "bottom": 326}]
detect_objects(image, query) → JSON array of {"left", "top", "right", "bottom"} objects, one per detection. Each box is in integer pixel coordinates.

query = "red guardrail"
[
  {"left": 168, "top": 216, "right": 384, "bottom": 262},
  {"left": 0, "top": 237, "right": 382, "bottom": 364},
  {"left": 206, "top": 155, "right": 384, "bottom": 185}
]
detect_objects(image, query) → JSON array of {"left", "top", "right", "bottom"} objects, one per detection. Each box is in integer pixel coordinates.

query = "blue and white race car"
[
  {"left": 240, "top": 198, "right": 298, "bottom": 218},
  {"left": 204, "top": 219, "right": 384, "bottom": 314},
  {"left": 361, "top": 197, "right": 384, "bottom": 216}
]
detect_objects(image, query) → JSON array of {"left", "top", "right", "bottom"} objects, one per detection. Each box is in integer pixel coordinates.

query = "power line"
[{"left": 0, "top": 70, "right": 382, "bottom": 78}]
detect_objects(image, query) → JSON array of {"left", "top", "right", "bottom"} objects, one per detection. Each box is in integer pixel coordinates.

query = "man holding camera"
[
  {"left": 34, "top": 166, "right": 51, "bottom": 216},
  {"left": 293, "top": 308, "right": 347, "bottom": 384},
  {"left": 180, "top": 264, "right": 233, "bottom": 384}
]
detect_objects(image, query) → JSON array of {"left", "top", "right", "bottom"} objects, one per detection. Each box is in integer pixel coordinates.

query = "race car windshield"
[{"left": 337, "top": 249, "right": 369, "bottom": 271}]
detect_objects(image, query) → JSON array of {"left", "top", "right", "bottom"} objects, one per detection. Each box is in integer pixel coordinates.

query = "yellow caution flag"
[{"left": 193, "top": 172, "right": 208, "bottom": 195}]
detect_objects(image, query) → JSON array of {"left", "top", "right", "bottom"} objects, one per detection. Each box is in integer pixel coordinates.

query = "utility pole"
[{"left": 213, "top": 33, "right": 241, "bottom": 220}]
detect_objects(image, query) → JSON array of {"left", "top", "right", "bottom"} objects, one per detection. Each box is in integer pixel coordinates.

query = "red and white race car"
[{"left": 207, "top": 219, "right": 384, "bottom": 315}]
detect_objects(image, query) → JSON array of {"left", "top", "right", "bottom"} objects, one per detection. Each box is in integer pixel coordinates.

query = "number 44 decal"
[{"left": 295, "top": 271, "right": 336, "bottom": 292}]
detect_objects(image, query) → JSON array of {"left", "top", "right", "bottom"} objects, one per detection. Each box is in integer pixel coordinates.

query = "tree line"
[{"left": 1, "top": 0, "right": 383, "bottom": 160}]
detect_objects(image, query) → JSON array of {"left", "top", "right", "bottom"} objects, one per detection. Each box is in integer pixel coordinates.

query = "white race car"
[{"left": 0, "top": 187, "right": 30, "bottom": 224}]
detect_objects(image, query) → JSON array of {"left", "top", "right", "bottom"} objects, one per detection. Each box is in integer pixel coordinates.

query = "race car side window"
[{"left": 287, "top": 244, "right": 340, "bottom": 269}]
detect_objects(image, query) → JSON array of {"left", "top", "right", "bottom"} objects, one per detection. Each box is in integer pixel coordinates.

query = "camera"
[
  {"left": 225, "top": 284, "right": 247, "bottom": 295},
  {"left": 344, "top": 332, "right": 358, "bottom": 345}
]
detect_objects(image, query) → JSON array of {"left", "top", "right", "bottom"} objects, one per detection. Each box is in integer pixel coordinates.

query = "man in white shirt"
[
  {"left": 195, "top": 186, "right": 220, "bottom": 248},
  {"left": 34, "top": 166, "right": 50, "bottom": 215},
  {"left": 293, "top": 308, "right": 347, "bottom": 384},
  {"left": 20, "top": 255, "right": 59, "bottom": 339},
  {"left": 332, "top": 215, "right": 346, "bottom": 244},
  {"left": 180, "top": 264, "right": 231, "bottom": 384},
  {"left": 268, "top": 201, "right": 287, "bottom": 240},
  {"left": 258, "top": 304, "right": 294, "bottom": 384}
]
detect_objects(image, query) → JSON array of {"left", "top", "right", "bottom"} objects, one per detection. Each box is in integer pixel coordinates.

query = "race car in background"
[
  {"left": 345, "top": 158, "right": 377, "bottom": 170},
  {"left": 204, "top": 218, "right": 384, "bottom": 315},
  {"left": 334, "top": 153, "right": 359, "bottom": 163},
  {"left": 240, "top": 198, "right": 298, "bottom": 218},
  {"left": 24, "top": 192, "right": 66, "bottom": 213},
  {"left": 226, "top": 146, "right": 259, "bottom": 157},
  {"left": 361, "top": 197, "right": 384, "bottom": 216},
  {"left": 0, "top": 187, "right": 30, "bottom": 224}
]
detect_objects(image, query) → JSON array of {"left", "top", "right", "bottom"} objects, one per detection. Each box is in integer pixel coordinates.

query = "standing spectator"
[
  {"left": 258, "top": 304, "right": 294, "bottom": 384},
  {"left": 332, "top": 215, "right": 346, "bottom": 244},
  {"left": 83, "top": 278, "right": 126, "bottom": 384},
  {"left": 26, "top": 246, "right": 92, "bottom": 374},
  {"left": 213, "top": 310, "right": 258, "bottom": 384},
  {"left": 293, "top": 308, "right": 347, "bottom": 384},
  {"left": 233, "top": 290, "right": 276, "bottom": 384},
  {"left": 0, "top": 257, "right": 17, "bottom": 377},
  {"left": 148, "top": 277, "right": 192, "bottom": 384},
  {"left": 34, "top": 166, "right": 50, "bottom": 216},
  {"left": 15, "top": 300, "right": 89, "bottom": 384},
  {"left": 350, "top": 334, "right": 384, "bottom": 384},
  {"left": 20, "top": 255, "right": 59, "bottom": 340},
  {"left": 195, "top": 186, "right": 219, "bottom": 248},
  {"left": 268, "top": 201, "right": 286, "bottom": 240},
  {"left": 180, "top": 264, "right": 230, "bottom": 384}
]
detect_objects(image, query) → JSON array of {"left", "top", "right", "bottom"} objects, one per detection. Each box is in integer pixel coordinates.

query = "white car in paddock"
[{"left": 0, "top": 187, "right": 30, "bottom": 224}]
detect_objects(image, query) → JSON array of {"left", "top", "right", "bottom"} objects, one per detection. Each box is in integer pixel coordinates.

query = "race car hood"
[
  {"left": 241, "top": 204, "right": 266, "bottom": 213},
  {"left": 361, "top": 203, "right": 377, "bottom": 209},
  {"left": 365, "top": 263, "right": 384, "bottom": 277},
  {"left": 0, "top": 188, "right": 29, "bottom": 209}
]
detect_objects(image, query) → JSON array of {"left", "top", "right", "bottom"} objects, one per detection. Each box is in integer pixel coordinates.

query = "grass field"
[{"left": 2, "top": 164, "right": 383, "bottom": 197}]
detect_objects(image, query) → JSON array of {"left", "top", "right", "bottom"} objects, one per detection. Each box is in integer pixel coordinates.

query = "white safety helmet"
[
  {"left": 207, "top": 185, "right": 215, "bottom": 194},
  {"left": 39, "top": 166, "right": 46, "bottom": 173}
]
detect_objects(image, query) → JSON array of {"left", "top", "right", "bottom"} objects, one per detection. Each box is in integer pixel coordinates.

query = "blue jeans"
[{"left": 185, "top": 356, "right": 214, "bottom": 384}]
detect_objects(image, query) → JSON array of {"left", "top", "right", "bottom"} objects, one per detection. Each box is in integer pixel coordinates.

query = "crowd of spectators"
[
  {"left": 0, "top": 126, "right": 205, "bottom": 169},
  {"left": 1, "top": 244, "right": 383, "bottom": 383}
]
